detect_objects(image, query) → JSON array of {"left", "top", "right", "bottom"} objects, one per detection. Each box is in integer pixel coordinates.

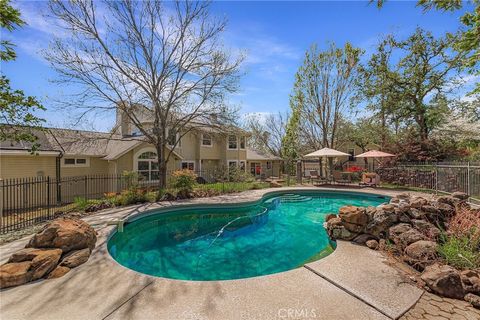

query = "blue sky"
[{"left": 2, "top": 1, "right": 472, "bottom": 131}]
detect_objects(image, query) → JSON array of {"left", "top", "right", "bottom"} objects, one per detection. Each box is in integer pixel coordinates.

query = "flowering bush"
[
  {"left": 345, "top": 166, "right": 364, "bottom": 173},
  {"left": 172, "top": 169, "right": 197, "bottom": 198}
]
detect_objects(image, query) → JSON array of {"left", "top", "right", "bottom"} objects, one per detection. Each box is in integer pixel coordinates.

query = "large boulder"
[
  {"left": 408, "top": 208, "right": 426, "bottom": 220},
  {"left": 437, "top": 195, "right": 458, "bottom": 207},
  {"left": 0, "top": 261, "right": 32, "bottom": 289},
  {"left": 8, "top": 248, "right": 44, "bottom": 263},
  {"left": 461, "top": 270, "right": 480, "bottom": 295},
  {"left": 404, "top": 240, "right": 437, "bottom": 269},
  {"left": 60, "top": 248, "right": 90, "bottom": 268},
  {"left": 1, "top": 248, "right": 63, "bottom": 287},
  {"left": 352, "top": 233, "right": 377, "bottom": 245},
  {"left": 47, "top": 266, "right": 71, "bottom": 279},
  {"left": 366, "top": 240, "right": 379, "bottom": 250},
  {"left": 421, "top": 263, "right": 465, "bottom": 299},
  {"left": 410, "top": 197, "right": 428, "bottom": 209},
  {"left": 365, "top": 208, "right": 398, "bottom": 238},
  {"left": 30, "top": 249, "right": 62, "bottom": 280},
  {"left": 411, "top": 220, "right": 441, "bottom": 240},
  {"left": 464, "top": 293, "right": 480, "bottom": 309},
  {"left": 325, "top": 214, "right": 337, "bottom": 222},
  {"left": 388, "top": 223, "right": 425, "bottom": 247},
  {"left": 27, "top": 218, "right": 97, "bottom": 254},
  {"left": 433, "top": 201, "right": 455, "bottom": 220},
  {"left": 326, "top": 218, "right": 358, "bottom": 240},
  {"left": 338, "top": 206, "right": 369, "bottom": 233}
]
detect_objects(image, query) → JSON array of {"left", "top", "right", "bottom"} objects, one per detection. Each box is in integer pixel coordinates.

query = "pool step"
[{"left": 280, "top": 194, "right": 312, "bottom": 203}]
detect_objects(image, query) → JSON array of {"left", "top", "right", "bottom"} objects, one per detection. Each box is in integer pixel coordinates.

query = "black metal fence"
[
  {"left": 0, "top": 170, "right": 271, "bottom": 234},
  {"left": 376, "top": 162, "right": 480, "bottom": 203}
]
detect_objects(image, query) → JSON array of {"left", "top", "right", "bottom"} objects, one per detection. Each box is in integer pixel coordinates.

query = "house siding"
[
  {"left": 61, "top": 157, "right": 109, "bottom": 177},
  {"left": 0, "top": 155, "right": 57, "bottom": 179}
]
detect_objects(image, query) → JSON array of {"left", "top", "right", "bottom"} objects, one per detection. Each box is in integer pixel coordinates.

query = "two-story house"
[{"left": 0, "top": 107, "right": 282, "bottom": 180}]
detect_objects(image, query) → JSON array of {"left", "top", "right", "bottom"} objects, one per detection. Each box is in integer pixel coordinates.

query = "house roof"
[
  {"left": 246, "top": 148, "right": 282, "bottom": 161},
  {"left": 0, "top": 127, "right": 183, "bottom": 160}
]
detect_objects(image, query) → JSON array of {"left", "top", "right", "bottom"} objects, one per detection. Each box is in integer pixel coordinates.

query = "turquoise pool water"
[{"left": 108, "top": 191, "right": 389, "bottom": 281}]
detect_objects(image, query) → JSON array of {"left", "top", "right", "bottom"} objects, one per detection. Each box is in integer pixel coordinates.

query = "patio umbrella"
[
  {"left": 304, "top": 147, "right": 350, "bottom": 178},
  {"left": 355, "top": 150, "right": 395, "bottom": 170}
]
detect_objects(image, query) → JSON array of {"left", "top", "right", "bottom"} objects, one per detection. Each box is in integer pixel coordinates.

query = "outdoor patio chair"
[
  {"left": 333, "top": 171, "right": 350, "bottom": 185},
  {"left": 310, "top": 170, "right": 330, "bottom": 185},
  {"left": 359, "top": 172, "right": 380, "bottom": 188}
]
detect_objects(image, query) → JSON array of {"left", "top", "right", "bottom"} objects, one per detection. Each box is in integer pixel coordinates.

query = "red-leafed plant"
[{"left": 346, "top": 166, "right": 364, "bottom": 172}]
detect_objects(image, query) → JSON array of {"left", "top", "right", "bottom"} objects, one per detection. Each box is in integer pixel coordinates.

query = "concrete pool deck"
[{"left": 0, "top": 187, "right": 428, "bottom": 319}]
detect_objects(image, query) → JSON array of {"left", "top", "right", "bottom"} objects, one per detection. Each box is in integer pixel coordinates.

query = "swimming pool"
[{"left": 108, "top": 190, "right": 389, "bottom": 281}]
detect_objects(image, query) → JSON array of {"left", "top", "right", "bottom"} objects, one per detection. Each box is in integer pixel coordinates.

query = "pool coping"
[{"left": 0, "top": 186, "right": 426, "bottom": 320}]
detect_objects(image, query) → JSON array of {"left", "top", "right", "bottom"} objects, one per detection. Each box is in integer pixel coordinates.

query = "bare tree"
[
  {"left": 243, "top": 112, "right": 287, "bottom": 156},
  {"left": 46, "top": 0, "right": 243, "bottom": 188},
  {"left": 292, "top": 43, "right": 363, "bottom": 151}
]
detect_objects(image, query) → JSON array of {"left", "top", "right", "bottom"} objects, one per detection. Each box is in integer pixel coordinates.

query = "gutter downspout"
[{"left": 56, "top": 151, "right": 63, "bottom": 205}]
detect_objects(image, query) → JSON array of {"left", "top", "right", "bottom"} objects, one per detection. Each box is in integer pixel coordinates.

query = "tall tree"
[
  {"left": 46, "top": 0, "right": 243, "bottom": 188},
  {"left": 0, "top": 0, "right": 45, "bottom": 150},
  {"left": 281, "top": 96, "right": 301, "bottom": 179},
  {"left": 243, "top": 112, "right": 287, "bottom": 156},
  {"left": 292, "top": 43, "right": 363, "bottom": 151},
  {"left": 362, "top": 29, "right": 464, "bottom": 142},
  {"left": 374, "top": 0, "right": 480, "bottom": 94}
]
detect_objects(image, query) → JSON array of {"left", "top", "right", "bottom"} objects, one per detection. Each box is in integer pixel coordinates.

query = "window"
[
  {"left": 201, "top": 133, "right": 212, "bottom": 146},
  {"left": 228, "top": 135, "right": 237, "bottom": 149},
  {"left": 228, "top": 160, "right": 238, "bottom": 169},
  {"left": 239, "top": 136, "right": 246, "bottom": 149},
  {"left": 137, "top": 151, "right": 159, "bottom": 181},
  {"left": 348, "top": 149, "right": 355, "bottom": 161},
  {"left": 250, "top": 162, "right": 261, "bottom": 176},
  {"left": 239, "top": 161, "right": 246, "bottom": 172},
  {"left": 62, "top": 157, "right": 89, "bottom": 167},
  {"left": 266, "top": 161, "right": 272, "bottom": 169},
  {"left": 64, "top": 158, "right": 75, "bottom": 165},
  {"left": 181, "top": 161, "right": 195, "bottom": 171},
  {"left": 167, "top": 129, "right": 181, "bottom": 147}
]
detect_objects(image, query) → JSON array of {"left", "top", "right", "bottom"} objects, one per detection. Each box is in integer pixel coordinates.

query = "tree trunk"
[
  {"left": 380, "top": 108, "right": 386, "bottom": 149},
  {"left": 156, "top": 143, "right": 167, "bottom": 190}
]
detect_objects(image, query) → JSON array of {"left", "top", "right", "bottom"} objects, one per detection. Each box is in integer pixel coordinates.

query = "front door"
[{"left": 250, "top": 162, "right": 262, "bottom": 177}]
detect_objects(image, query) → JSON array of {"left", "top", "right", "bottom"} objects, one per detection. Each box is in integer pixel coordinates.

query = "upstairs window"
[
  {"left": 348, "top": 149, "right": 355, "bottom": 161},
  {"left": 239, "top": 136, "right": 246, "bottom": 149},
  {"left": 202, "top": 134, "right": 212, "bottom": 146},
  {"left": 228, "top": 135, "right": 237, "bottom": 149},
  {"left": 167, "top": 129, "right": 181, "bottom": 147}
]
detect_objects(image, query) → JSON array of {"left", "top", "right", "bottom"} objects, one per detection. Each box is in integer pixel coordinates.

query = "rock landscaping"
[
  {"left": 325, "top": 192, "right": 480, "bottom": 309},
  {"left": 0, "top": 218, "right": 96, "bottom": 289}
]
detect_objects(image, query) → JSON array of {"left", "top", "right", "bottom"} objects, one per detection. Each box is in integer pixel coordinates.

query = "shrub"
[
  {"left": 73, "top": 197, "right": 89, "bottom": 211},
  {"left": 172, "top": 169, "right": 197, "bottom": 197},
  {"left": 118, "top": 189, "right": 148, "bottom": 206},
  {"left": 121, "top": 170, "right": 140, "bottom": 190},
  {"left": 449, "top": 205, "right": 480, "bottom": 243},
  {"left": 437, "top": 233, "right": 480, "bottom": 269},
  {"left": 228, "top": 167, "right": 255, "bottom": 182}
]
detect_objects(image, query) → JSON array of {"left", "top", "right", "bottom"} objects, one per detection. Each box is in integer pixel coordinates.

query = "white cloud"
[{"left": 14, "top": 1, "right": 67, "bottom": 38}]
